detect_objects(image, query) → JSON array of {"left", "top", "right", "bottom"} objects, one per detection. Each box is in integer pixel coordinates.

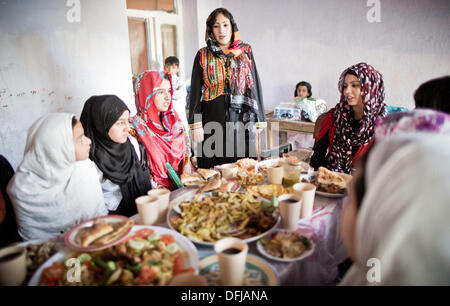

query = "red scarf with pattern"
[{"left": 132, "top": 70, "right": 185, "bottom": 188}]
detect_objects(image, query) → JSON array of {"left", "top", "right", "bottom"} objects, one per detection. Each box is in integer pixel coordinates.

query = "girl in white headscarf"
[
  {"left": 7, "top": 113, "right": 108, "bottom": 241},
  {"left": 340, "top": 134, "right": 450, "bottom": 285}
]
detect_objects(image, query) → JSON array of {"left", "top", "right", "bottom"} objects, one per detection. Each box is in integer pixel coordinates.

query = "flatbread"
[
  {"left": 196, "top": 168, "right": 219, "bottom": 180},
  {"left": 180, "top": 172, "right": 205, "bottom": 186},
  {"left": 78, "top": 222, "right": 114, "bottom": 247},
  {"left": 93, "top": 220, "right": 135, "bottom": 245},
  {"left": 234, "top": 158, "right": 258, "bottom": 171},
  {"left": 247, "top": 184, "right": 293, "bottom": 199},
  {"left": 198, "top": 176, "right": 222, "bottom": 193},
  {"left": 316, "top": 167, "right": 352, "bottom": 191}
]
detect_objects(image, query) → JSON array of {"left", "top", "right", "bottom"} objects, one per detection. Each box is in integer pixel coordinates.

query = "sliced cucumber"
[{"left": 165, "top": 243, "right": 180, "bottom": 254}]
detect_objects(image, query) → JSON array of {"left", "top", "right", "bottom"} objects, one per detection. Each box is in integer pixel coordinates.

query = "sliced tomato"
[
  {"left": 169, "top": 216, "right": 179, "bottom": 225},
  {"left": 173, "top": 251, "right": 185, "bottom": 275},
  {"left": 41, "top": 262, "right": 65, "bottom": 285},
  {"left": 160, "top": 234, "right": 175, "bottom": 245},
  {"left": 122, "top": 235, "right": 138, "bottom": 243},
  {"left": 84, "top": 260, "right": 95, "bottom": 271},
  {"left": 138, "top": 266, "right": 156, "bottom": 285},
  {"left": 180, "top": 267, "right": 195, "bottom": 274},
  {"left": 135, "top": 228, "right": 154, "bottom": 238}
]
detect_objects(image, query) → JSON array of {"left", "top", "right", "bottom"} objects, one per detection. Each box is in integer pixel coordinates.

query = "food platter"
[
  {"left": 28, "top": 225, "right": 199, "bottom": 286},
  {"left": 64, "top": 215, "right": 133, "bottom": 252},
  {"left": 301, "top": 170, "right": 350, "bottom": 198},
  {"left": 199, "top": 254, "right": 278, "bottom": 286},
  {"left": 256, "top": 229, "right": 315, "bottom": 263},
  {"left": 167, "top": 192, "right": 280, "bottom": 247},
  {"left": 254, "top": 158, "right": 286, "bottom": 175}
]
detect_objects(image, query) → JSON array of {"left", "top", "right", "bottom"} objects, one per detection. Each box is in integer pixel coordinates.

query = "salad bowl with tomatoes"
[{"left": 28, "top": 226, "right": 199, "bottom": 286}]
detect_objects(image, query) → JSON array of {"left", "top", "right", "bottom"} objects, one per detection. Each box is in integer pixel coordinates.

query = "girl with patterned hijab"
[
  {"left": 132, "top": 70, "right": 186, "bottom": 189},
  {"left": 188, "top": 8, "right": 266, "bottom": 169},
  {"left": 310, "top": 62, "right": 388, "bottom": 174}
]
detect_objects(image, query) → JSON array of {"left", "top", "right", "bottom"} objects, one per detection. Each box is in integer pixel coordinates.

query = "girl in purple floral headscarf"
[
  {"left": 311, "top": 63, "right": 388, "bottom": 174},
  {"left": 375, "top": 108, "right": 450, "bottom": 139}
]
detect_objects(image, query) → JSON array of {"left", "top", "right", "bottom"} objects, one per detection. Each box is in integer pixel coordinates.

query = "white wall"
[
  {"left": 0, "top": 0, "right": 134, "bottom": 169},
  {"left": 221, "top": 0, "right": 450, "bottom": 110},
  {"left": 182, "top": 0, "right": 223, "bottom": 82}
]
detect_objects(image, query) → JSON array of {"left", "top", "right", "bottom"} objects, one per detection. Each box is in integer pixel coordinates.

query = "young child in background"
[
  {"left": 164, "top": 56, "right": 189, "bottom": 134},
  {"left": 289, "top": 81, "right": 315, "bottom": 149},
  {"left": 294, "top": 81, "right": 312, "bottom": 99}
]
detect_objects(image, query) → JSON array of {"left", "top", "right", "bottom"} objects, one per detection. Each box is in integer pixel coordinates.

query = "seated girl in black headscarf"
[{"left": 80, "top": 95, "right": 151, "bottom": 217}]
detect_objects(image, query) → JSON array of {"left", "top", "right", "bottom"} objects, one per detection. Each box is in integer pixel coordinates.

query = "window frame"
[{"left": 126, "top": 0, "right": 185, "bottom": 77}]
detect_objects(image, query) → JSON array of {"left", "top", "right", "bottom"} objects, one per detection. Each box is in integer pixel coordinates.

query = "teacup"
[{"left": 0, "top": 245, "right": 27, "bottom": 286}]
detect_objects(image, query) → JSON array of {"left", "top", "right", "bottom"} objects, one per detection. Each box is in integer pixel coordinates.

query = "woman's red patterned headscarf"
[
  {"left": 328, "top": 62, "right": 388, "bottom": 173},
  {"left": 132, "top": 70, "right": 185, "bottom": 188}
]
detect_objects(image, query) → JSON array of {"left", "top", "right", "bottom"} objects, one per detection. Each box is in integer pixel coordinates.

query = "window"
[
  {"left": 126, "top": 0, "right": 175, "bottom": 13},
  {"left": 127, "top": 0, "right": 184, "bottom": 78}
]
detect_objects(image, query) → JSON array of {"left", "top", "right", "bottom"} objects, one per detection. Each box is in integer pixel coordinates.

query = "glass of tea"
[
  {"left": 278, "top": 193, "right": 302, "bottom": 231},
  {"left": 214, "top": 237, "right": 248, "bottom": 286},
  {"left": 0, "top": 245, "right": 27, "bottom": 286}
]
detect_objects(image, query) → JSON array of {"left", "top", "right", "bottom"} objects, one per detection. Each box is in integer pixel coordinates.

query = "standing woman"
[
  {"left": 189, "top": 8, "right": 266, "bottom": 169},
  {"left": 132, "top": 70, "right": 187, "bottom": 189},
  {"left": 310, "top": 62, "right": 387, "bottom": 174},
  {"left": 80, "top": 95, "right": 152, "bottom": 217}
]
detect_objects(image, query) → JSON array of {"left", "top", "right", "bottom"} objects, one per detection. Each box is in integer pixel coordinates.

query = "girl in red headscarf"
[{"left": 132, "top": 70, "right": 186, "bottom": 189}]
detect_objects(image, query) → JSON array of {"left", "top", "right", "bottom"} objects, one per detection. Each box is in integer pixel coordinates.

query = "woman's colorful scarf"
[
  {"left": 132, "top": 70, "right": 185, "bottom": 188},
  {"left": 203, "top": 9, "right": 261, "bottom": 113},
  {"left": 327, "top": 62, "right": 388, "bottom": 173},
  {"left": 376, "top": 108, "right": 450, "bottom": 139},
  {"left": 205, "top": 10, "right": 246, "bottom": 60}
]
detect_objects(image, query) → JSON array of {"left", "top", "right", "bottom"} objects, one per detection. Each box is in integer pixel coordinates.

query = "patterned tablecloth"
[{"left": 188, "top": 194, "right": 349, "bottom": 286}]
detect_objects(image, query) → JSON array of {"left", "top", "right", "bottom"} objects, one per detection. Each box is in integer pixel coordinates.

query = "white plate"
[
  {"left": 302, "top": 171, "right": 348, "bottom": 198},
  {"left": 28, "top": 225, "right": 200, "bottom": 286},
  {"left": 315, "top": 190, "right": 346, "bottom": 198},
  {"left": 255, "top": 158, "right": 286, "bottom": 174},
  {"left": 64, "top": 215, "right": 132, "bottom": 252},
  {"left": 167, "top": 193, "right": 280, "bottom": 247},
  {"left": 256, "top": 229, "right": 315, "bottom": 263}
]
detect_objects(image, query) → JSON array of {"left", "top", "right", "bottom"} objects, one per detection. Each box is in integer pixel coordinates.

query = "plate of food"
[
  {"left": 29, "top": 225, "right": 199, "bottom": 286},
  {"left": 256, "top": 229, "right": 315, "bottom": 263},
  {"left": 199, "top": 254, "right": 278, "bottom": 286},
  {"left": 180, "top": 169, "right": 241, "bottom": 193},
  {"left": 168, "top": 192, "right": 280, "bottom": 246},
  {"left": 255, "top": 158, "right": 286, "bottom": 176},
  {"left": 303, "top": 167, "right": 352, "bottom": 198},
  {"left": 246, "top": 184, "right": 293, "bottom": 200},
  {"left": 64, "top": 215, "right": 135, "bottom": 252}
]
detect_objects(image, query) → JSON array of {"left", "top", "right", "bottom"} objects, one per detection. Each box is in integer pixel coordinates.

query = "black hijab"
[{"left": 80, "top": 95, "right": 151, "bottom": 217}]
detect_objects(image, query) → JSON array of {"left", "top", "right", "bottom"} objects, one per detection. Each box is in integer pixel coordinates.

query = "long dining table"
[
  {"left": 155, "top": 187, "right": 349, "bottom": 286},
  {"left": 22, "top": 184, "right": 349, "bottom": 286}
]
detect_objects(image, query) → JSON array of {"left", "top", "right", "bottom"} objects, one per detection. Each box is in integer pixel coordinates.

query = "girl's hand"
[{"left": 192, "top": 127, "right": 204, "bottom": 143}]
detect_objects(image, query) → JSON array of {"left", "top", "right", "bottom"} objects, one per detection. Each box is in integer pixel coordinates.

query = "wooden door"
[{"left": 127, "top": 17, "right": 149, "bottom": 80}]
